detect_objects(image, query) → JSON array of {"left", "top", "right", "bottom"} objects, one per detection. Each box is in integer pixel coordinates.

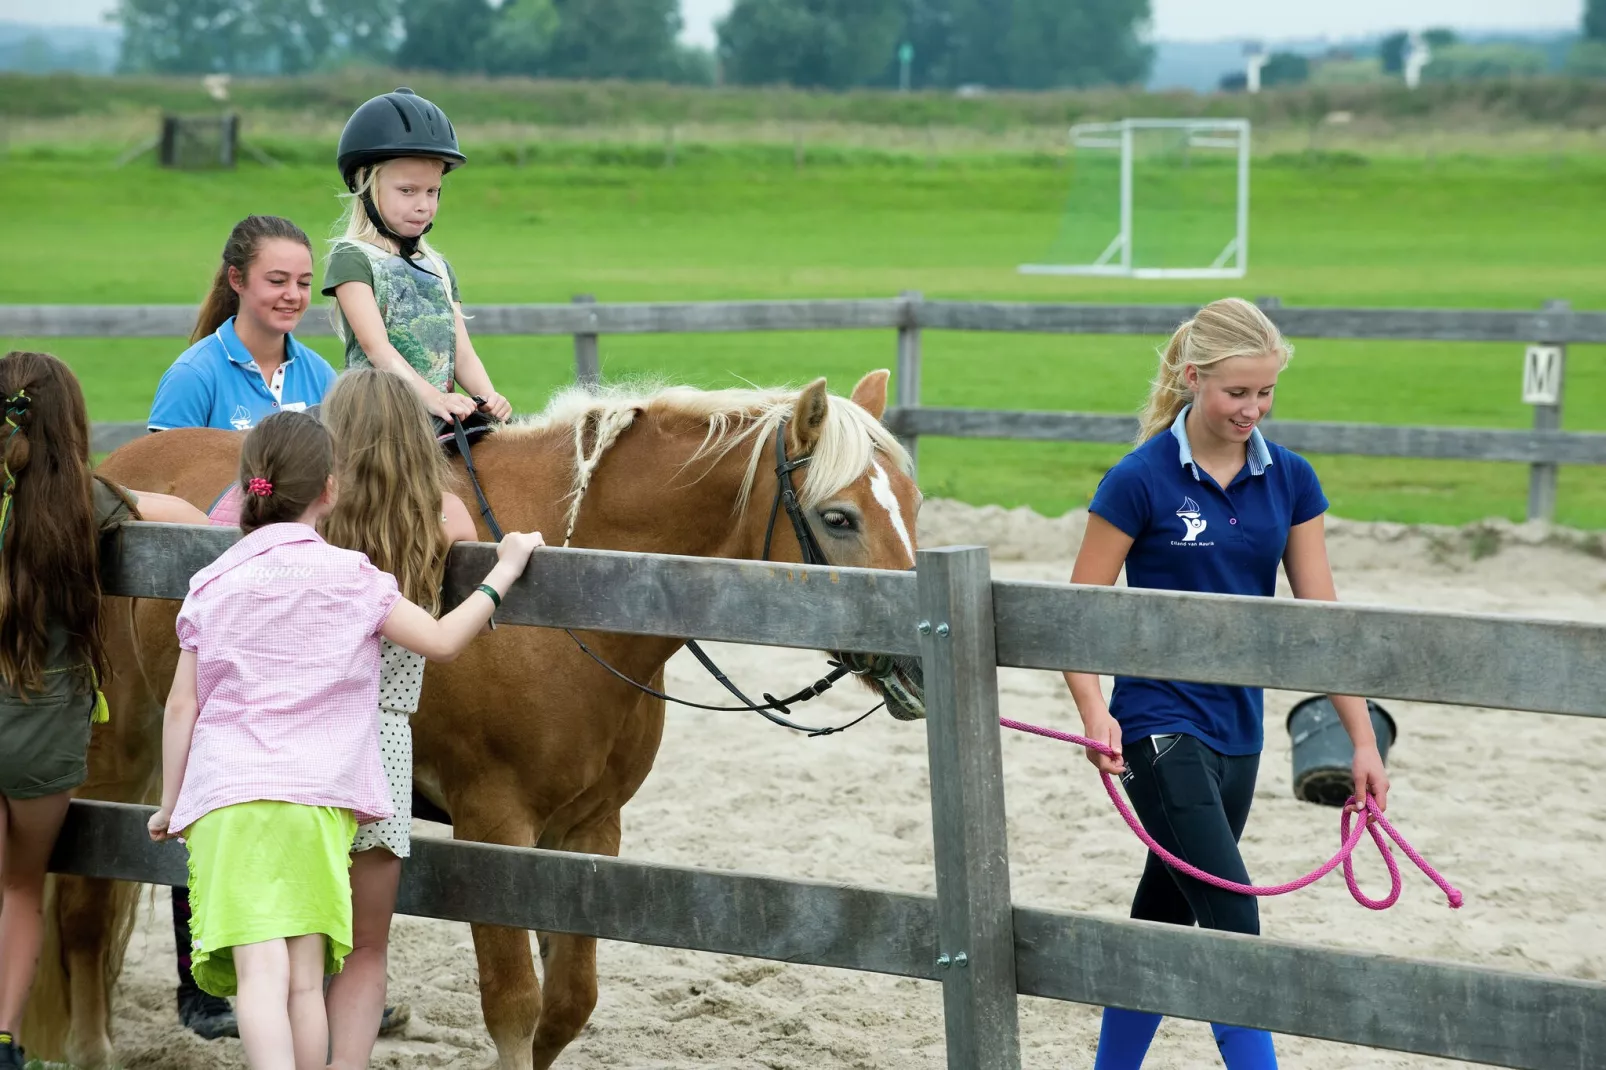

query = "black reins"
[{"left": 448, "top": 414, "right": 882, "bottom": 737}]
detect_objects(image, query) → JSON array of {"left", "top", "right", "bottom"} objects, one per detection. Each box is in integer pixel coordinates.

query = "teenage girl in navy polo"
[
  {"left": 1064, "top": 298, "right": 1390, "bottom": 1070},
  {"left": 149, "top": 216, "right": 337, "bottom": 434}
]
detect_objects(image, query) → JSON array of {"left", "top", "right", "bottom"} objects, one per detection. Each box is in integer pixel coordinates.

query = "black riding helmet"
[{"left": 336, "top": 87, "right": 466, "bottom": 194}]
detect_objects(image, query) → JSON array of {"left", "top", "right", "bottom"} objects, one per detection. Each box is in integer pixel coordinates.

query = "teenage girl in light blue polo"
[
  {"left": 1063, "top": 297, "right": 1390, "bottom": 1070},
  {"left": 146, "top": 214, "right": 339, "bottom": 1042},
  {"left": 149, "top": 216, "right": 336, "bottom": 434}
]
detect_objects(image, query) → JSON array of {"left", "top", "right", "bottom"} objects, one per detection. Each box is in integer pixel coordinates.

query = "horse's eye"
[{"left": 821, "top": 509, "right": 857, "bottom": 531}]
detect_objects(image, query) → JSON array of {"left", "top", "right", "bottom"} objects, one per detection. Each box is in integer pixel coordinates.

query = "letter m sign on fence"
[{"left": 1522, "top": 345, "right": 1563, "bottom": 406}]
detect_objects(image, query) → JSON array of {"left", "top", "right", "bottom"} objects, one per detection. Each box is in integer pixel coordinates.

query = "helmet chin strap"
[{"left": 361, "top": 190, "right": 439, "bottom": 275}]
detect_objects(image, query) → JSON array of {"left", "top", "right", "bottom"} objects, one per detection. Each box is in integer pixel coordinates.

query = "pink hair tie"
[{"left": 246, "top": 477, "right": 273, "bottom": 497}]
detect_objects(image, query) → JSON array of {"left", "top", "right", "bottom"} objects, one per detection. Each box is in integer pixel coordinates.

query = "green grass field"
[{"left": 6, "top": 147, "right": 1606, "bottom": 527}]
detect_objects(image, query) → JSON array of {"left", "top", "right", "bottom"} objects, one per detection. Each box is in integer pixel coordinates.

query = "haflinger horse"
[{"left": 24, "top": 371, "right": 925, "bottom": 1070}]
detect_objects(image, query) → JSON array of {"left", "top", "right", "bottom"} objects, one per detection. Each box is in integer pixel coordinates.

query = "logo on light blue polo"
[
  {"left": 230, "top": 405, "right": 253, "bottom": 431},
  {"left": 1176, "top": 496, "right": 1207, "bottom": 543}
]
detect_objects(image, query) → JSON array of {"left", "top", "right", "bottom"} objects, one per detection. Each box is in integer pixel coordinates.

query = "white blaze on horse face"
[{"left": 869, "top": 460, "right": 916, "bottom": 566}]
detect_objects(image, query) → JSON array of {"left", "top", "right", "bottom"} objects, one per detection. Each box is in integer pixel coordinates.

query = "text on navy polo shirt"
[
  {"left": 1087, "top": 406, "right": 1328, "bottom": 755},
  {"left": 148, "top": 317, "right": 337, "bottom": 432}
]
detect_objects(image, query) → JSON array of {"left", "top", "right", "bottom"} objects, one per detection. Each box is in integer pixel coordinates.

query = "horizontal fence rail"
[
  {"left": 882, "top": 408, "right": 1606, "bottom": 466},
  {"left": 8, "top": 298, "right": 1606, "bottom": 343},
  {"left": 108, "top": 524, "right": 1606, "bottom": 718}
]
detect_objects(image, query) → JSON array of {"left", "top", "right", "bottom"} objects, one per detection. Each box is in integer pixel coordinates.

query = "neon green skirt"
[{"left": 184, "top": 800, "right": 358, "bottom": 997}]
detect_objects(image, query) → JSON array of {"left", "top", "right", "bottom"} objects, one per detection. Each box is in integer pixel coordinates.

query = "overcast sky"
[{"left": 3, "top": 0, "right": 1586, "bottom": 43}]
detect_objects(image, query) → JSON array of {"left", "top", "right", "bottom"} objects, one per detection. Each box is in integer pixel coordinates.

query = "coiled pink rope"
[{"left": 1000, "top": 717, "right": 1463, "bottom": 910}]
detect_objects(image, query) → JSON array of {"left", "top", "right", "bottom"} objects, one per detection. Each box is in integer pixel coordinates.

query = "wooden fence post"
[
  {"left": 897, "top": 290, "right": 923, "bottom": 473},
  {"left": 573, "top": 293, "right": 600, "bottom": 390},
  {"left": 1527, "top": 298, "right": 1569, "bottom": 523},
  {"left": 916, "top": 545, "right": 1021, "bottom": 1070}
]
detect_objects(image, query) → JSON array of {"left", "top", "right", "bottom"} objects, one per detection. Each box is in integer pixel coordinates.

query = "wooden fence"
[
  {"left": 7, "top": 295, "right": 1606, "bottom": 519},
  {"left": 46, "top": 522, "right": 1606, "bottom": 1069}
]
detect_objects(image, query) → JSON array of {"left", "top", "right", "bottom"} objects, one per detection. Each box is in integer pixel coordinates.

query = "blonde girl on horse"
[
  {"left": 322, "top": 88, "right": 512, "bottom": 426},
  {"left": 1064, "top": 299, "right": 1388, "bottom": 1070},
  {"left": 146, "top": 410, "right": 541, "bottom": 1070},
  {"left": 0, "top": 351, "right": 206, "bottom": 1070},
  {"left": 317, "top": 369, "right": 476, "bottom": 1069}
]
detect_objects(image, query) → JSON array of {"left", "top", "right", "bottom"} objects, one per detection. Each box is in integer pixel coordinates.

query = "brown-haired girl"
[
  {"left": 146, "top": 410, "right": 540, "bottom": 1070},
  {"left": 148, "top": 215, "right": 337, "bottom": 434},
  {"left": 316, "top": 368, "right": 475, "bottom": 1068},
  {"left": 0, "top": 351, "right": 206, "bottom": 1070}
]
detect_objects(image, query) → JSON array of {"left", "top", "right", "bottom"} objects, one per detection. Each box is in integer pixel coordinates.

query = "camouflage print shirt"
[{"left": 322, "top": 241, "right": 461, "bottom": 391}]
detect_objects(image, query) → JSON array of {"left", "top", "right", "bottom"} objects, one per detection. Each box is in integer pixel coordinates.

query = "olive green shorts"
[{"left": 0, "top": 691, "right": 92, "bottom": 800}]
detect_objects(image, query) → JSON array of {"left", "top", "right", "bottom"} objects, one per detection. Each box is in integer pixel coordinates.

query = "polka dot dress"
[{"left": 352, "top": 638, "right": 426, "bottom": 858}]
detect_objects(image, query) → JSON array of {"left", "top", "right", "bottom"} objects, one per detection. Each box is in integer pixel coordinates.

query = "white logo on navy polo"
[{"left": 1176, "top": 497, "right": 1207, "bottom": 543}]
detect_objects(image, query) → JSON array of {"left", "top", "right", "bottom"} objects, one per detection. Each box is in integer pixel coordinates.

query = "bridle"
[{"left": 451, "top": 415, "right": 899, "bottom": 736}]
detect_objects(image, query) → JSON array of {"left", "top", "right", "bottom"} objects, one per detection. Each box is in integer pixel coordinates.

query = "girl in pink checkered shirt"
[{"left": 147, "top": 410, "right": 541, "bottom": 1070}]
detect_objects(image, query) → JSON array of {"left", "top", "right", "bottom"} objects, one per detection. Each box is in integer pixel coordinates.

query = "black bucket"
[{"left": 1285, "top": 696, "right": 1397, "bottom": 807}]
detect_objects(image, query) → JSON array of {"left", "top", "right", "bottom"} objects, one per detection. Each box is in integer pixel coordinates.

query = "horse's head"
[{"left": 740, "top": 371, "right": 926, "bottom": 721}]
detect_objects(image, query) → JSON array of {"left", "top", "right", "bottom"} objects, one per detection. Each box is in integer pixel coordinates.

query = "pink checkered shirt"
[{"left": 167, "top": 522, "right": 401, "bottom": 834}]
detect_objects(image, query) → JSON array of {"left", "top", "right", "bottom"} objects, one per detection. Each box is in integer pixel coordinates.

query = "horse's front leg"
[
  {"left": 529, "top": 811, "right": 620, "bottom": 1070},
  {"left": 453, "top": 797, "right": 543, "bottom": 1070}
]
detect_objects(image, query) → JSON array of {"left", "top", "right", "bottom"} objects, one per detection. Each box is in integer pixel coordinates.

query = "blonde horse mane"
[{"left": 496, "top": 381, "right": 912, "bottom": 547}]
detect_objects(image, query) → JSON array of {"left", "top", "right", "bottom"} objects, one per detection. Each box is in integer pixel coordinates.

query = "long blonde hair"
[
  {"left": 319, "top": 369, "right": 451, "bottom": 613},
  {"left": 1136, "top": 297, "right": 1293, "bottom": 443}
]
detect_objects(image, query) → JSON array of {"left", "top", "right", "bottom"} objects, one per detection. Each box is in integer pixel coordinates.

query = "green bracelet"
[{"left": 475, "top": 583, "right": 502, "bottom": 609}]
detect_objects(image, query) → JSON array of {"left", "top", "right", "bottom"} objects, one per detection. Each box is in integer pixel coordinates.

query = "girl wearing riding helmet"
[
  {"left": 316, "top": 369, "right": 476, "bottom": 1069},
  {"left": 322, "top": 88, "right": 511, "bottom": 426},
  {"left": 1063, "top": 298, "right": 1389, "bottom": 1070},
  {"left": 0, "top": 351, "right": 207, "bottom": 1070}
]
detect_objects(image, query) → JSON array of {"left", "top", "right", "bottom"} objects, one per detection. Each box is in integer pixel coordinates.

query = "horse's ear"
[
  {"left": 849, "top": 369, "right": 890, "bottom": 420},
  {"left": 789, "top": 378, "right": 830, "bottom": 456}
]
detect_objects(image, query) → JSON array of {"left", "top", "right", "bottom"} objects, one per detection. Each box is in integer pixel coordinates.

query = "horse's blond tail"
[
  {"left": 20, "top": 875, "right": 142, "bottom": 1061},
  {"left": 21, "top": 594, "right": 156, "bottom": 1061}
]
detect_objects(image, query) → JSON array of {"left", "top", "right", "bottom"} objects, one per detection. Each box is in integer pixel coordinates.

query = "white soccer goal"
[{"left": 1020, "top": 118, "right": 1250, "bottom": 280}]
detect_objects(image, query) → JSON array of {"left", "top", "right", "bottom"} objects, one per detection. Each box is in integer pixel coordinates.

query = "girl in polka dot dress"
[{"left": 316, "top": 369, "right": 479, "bottom": 1069}]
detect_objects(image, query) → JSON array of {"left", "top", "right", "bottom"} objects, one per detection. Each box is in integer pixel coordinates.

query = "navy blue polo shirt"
[
  {"left": 148, "top": 317, "right": 336, "bottom": 432},
  {"left": 1088, "top": 405, "right": 1328, "bottom": 755}
]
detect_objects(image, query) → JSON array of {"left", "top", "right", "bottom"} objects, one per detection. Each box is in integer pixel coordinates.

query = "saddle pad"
[{"left": 207, "top": 483, "right": 244, "bottom": 528}]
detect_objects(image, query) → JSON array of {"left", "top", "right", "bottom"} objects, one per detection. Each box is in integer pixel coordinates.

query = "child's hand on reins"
[
  {"left": 476, "top": 391, "right": 512, "bottom": 422},
  {"left": 428, "top": 390, "right": 480, "bottom": 422}
]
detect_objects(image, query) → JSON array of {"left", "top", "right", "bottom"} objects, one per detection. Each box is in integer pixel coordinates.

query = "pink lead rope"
[{"left": 999, "top": 718, "right": 1463, "bottom": 910}]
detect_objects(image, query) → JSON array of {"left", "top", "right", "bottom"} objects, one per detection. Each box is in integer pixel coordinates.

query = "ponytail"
[
  {"left": 1134, "top": 298, "right": 1293, "bottom": 444},
  {"left": 191, "top": 215, "right": 314, "bottom": 344},
  {"left": 237, "top": 411, "right": 334, "bottom": 534},
  {"left": 191, "top": 262, "right": 240, "bottom": 344},
  {"left": 1136, "top": 321, "right": 1195, "bottom": 443}
]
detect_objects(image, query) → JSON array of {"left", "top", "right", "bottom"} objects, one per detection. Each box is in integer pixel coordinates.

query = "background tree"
[
  {"left": 543, "top": 0, "right": 683, "bottom": 80},
  {"left": 1587, "top": 0, "right": 1606, "bottom": 41},
  {"left": 1258, "top": 50, "right": 1309, "bottom": 87},
  {"left": 868, "top": 0, "right": 959, "bottom": 90},
  {"left": 718, "top": 0, "right": 903, "bottom": 88},
  {"left": 1379, "top": 31, "right": 1407, "bottom": 74},
  {"left": 1003, "top": 0, "right": 1150, "bottom": 89},
  {"left": 395, "top": 0, "right": 496, "bottom": 73},
  {"left": 478, "top": 0, "right": 560, "bottom": 76},
  {"left": 116, "top": 0, "right": 399, "bottom": 74}
]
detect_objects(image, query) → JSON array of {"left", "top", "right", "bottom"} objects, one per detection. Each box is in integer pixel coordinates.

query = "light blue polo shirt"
[
  {"left": 1087, "top": 405, "right": 1328, "bottom": 754},
  {"left": 148, "top": 317, "right": 337, "bottom": 432}
]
